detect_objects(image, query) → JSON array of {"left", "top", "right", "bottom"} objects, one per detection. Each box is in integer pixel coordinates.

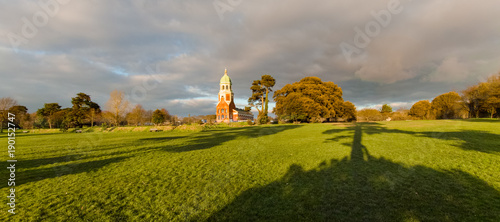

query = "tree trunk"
[
  {"left": 260, "top": 92, "right": 265, "bottom": 119},
  {"left": 264, "top": 88, "right": 269, "bottom": 116},
  {"left": 91, "top": 110, "right": 94, "bottom": 127}
]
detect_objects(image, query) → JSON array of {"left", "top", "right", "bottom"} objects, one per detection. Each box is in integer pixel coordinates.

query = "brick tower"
[{"left": 216, "top": 69, "right": 236, "bottom": 123}]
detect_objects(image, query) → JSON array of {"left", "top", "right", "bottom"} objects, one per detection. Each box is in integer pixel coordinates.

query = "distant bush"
[
  {"left": 391, "top": 109, "right": 413, "bottom": 121},
  {"left": 357, "top": 108, "right": 384, "bottom": 121}
]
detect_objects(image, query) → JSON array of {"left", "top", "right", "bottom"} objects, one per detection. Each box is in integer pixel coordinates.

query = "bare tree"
[
  {"left": 105, "top": 90, "right": 130, "bottom": 126},
  {"left": 0, "top": 97, "right": 18, "bottom": 133}
]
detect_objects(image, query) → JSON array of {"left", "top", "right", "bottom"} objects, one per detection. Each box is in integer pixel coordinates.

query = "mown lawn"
[{"left": 1, "top": 120, "right": 499, "bottom": 221}]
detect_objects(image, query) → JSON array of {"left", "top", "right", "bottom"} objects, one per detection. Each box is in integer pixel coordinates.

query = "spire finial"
[{"left": 225, "top": 68, "right": 227, "bottom": 75}]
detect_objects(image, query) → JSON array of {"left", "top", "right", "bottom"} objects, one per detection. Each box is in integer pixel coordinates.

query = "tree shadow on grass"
[
  {"left": 139, "top": 136, "right": 187, "bottom": 142},
  {"left": 0, "top": 132, "right": 62, "bottom": 138},
  {"left": 209, "top": 124, "right": 500, "bottom": 221},
  {"left": 150, "top": 125, "right": 303, "bottom": 153},
  {"left": 461, "top": 118, "right": 500, "bottom": 123},
  {"left": 324, "top": 122, "right": 500, "bottom": 153},
  {"left": 5, "top": 126, "right": 302, "bottom": 189},
  {"left": 0, "top": 156, "right": 129, "bottom": 189}
]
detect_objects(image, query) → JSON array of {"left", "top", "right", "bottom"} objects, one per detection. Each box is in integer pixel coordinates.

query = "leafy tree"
[
  {"left": 37, "top": 103, "right": 62, "bottom": 129},
  {"left": 357, "top": 108, "right": 384, "bottom": 121},
  {"left": 409, "top": 100, "right": 432, "bottom": 119},
  {"left": 0, "top": 97, "right": 18, "bottom": 133},
  {"left": 127, "top": 104, "right": 146, "bottom": 126},
  {"left": 341, "top": 101, "right": 357, "bottom": 122},
  {"left": 152, "top": 109, "right": 166, "bottom": 126},
  {"left": 381, "top": 104, "right": 393, "bottom": 113},
  {"left": 486, "top": 74, "right": 500, "bottom": 118},
  {"left": 431, "top": 91, "right": 463, "bottom": 119},
  {"left": 460, "top": 73, "right": 500, "bottom": 118},
  {"left": 249, "top": 75, "right": 276, "bottom": 124},
  {"left": 106, "top": 90, "right": 129, "bottom": 126},
  {"left": 8, "top": 105, "right": 29, "bottom": 128},
  {"left": 65, "top": 93, "right": 101, "bottom": 128},
  {"left": 273, "top": 77, "right": 344, "bottom": 122},
  {"left": 462, "top": 83, "right": 490, "bottom": 118}
]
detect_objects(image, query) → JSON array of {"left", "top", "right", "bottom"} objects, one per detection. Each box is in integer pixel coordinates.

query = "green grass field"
[{"left": 1, "top": 120, "right": 499, "bottom": 221}]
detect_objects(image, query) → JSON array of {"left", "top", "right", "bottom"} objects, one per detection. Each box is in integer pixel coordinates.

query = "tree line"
[
  {"left": 356, "top": 73, "right": 500, "bottom": 121},
  {"left": 408, "top": 73, "right": 500, "bottom": 120},
  {"left": 250, "top": 72, "right": 499, "bottom": 124},
  {"left": 2, "top": 72, "right": 498, "bottom": 131},
  {"left": 0, "top": 90, "right": 206, "bottom": 131}
]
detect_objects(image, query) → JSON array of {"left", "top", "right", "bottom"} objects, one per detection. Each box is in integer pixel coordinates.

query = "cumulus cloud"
[{"left": 0, "top": 0, "right": 499, "bottom": 115}]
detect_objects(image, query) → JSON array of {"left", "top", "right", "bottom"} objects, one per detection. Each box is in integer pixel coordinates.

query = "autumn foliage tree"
[
  {"left": 381, "top": 104, "right": 393, "bottom": 113},
  {"left": 127, "top": 104, "right": 146, "bottom": 126},
  {"left": 431, "top": 91, "right": 464, "bottom": 119},
  {"left": 486, "top": 74, "right": 500, "bottom": 117},
  {"left": 341, "top": 101, "right": 357, "bottom": 122},
  {"left": 409, "top": 100, "right": 432, "bottom": 119},
  {"left": 273, "top": 77, "right": 346, "bottom": 122},
  {"left": 357, "top": 108, "right": 384, "bottom": 122},
  {"left": 106, "top": 90, "right": 130, "bottom": 126},
  {"left": 462, "top": 73, "right": 500, "bottom": 118},
  {"left": 461, "top": 83, "right": 491, "bottom": 118}
]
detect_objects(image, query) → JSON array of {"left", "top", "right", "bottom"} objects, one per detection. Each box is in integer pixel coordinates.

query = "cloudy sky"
[{"left": 1, "top": 0, "right": 499, "bottom": 116}]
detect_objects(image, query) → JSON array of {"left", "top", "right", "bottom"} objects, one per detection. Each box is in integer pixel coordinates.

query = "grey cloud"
[{"left": 0, "top": 0, "right": 499, "bottom": 116}]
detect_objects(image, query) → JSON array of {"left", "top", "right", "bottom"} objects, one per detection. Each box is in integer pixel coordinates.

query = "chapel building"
[{"left": 216, "top": 69, "right": 254, "bottom": 123}]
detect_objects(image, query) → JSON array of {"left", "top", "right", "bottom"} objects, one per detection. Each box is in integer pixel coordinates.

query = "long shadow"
[
  {"left": 4, "top": 126, "right": 302, "bottom": 189},
  {"left": 10, "top": 156, "right": 129, "bottom": 188},
  {"left": 150, "top": 125, "right": 303, "bottom": 153},
  {"left": 209, "top": 124, "right": 500, "bottom": 221},
  {"left": 139, "top": 136, "right": 187, "bottom": 142},
  {"left": 461, "top": 118, "right": 500, "bottom": 123},
  {"left": 324, "top": 121, "right": 500, "bottom": 153},
  {"left": 0, "top": 132, "right": 62, "bottom": 138}
]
